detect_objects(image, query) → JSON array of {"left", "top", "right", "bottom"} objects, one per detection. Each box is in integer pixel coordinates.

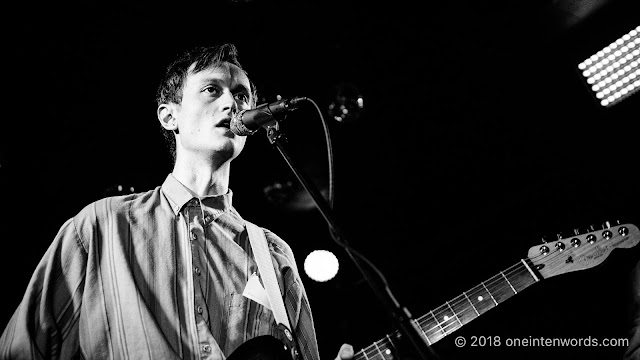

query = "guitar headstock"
[{"left": 527, "top": 223, "right": 639, "bottom": 279}]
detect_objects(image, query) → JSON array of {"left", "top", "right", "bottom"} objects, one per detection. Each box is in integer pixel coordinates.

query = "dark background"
[{"left": 1, "top": 1, "right": 639, "bottom": 359}]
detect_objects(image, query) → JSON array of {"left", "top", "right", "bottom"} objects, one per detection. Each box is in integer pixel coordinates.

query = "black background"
[{"left": 1, "top": 1, "right": 639, "bottom": 359}]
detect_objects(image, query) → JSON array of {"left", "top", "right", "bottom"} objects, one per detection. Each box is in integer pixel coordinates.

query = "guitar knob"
[
  {"left": 555, "top": 242, "right": 566, "bottom": 252},
  {"left": 602, "top": 230, "right": 613, "bottom": 240},
  {"left": 586, "top": 234, "right": 597, "bottom": 244},
  {"left": 571, "top": 238, "right": 581, "bottom": 247},
  {"left": 619, "top": 227, "right": 629, "bottom": 236},
  {"left": 540, "top": 245, "right": 550, "bottom": 255}
]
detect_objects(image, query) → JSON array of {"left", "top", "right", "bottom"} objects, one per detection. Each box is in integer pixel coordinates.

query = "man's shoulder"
[
  {"left": 256, "top": 226, "right": 293, "bottom": 255},
  {"left": 74, "top": 186, "right": 164, "bottom": 225}
]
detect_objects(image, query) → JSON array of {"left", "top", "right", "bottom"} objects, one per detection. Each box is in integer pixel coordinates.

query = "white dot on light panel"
[
  {"left": 478, "top": 296, "right": 484, "bottom": 301},
  {"left": 385, "top": 350, "right": 391, "bottom": 355}
]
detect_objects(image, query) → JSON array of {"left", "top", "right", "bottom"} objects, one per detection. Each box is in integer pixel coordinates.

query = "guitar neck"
[{"left": 353, "top": 259, "right": 541, "bottom": 360}]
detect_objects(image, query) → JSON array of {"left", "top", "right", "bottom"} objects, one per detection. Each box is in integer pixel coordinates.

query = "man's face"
[{"left": 173, "top": 61, "right": 252, "bottom": 163}]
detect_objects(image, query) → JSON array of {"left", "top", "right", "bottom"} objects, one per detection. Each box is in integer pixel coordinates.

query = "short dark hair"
[{"left": 155, "top": 43, "right": 258, "bottom": 163}]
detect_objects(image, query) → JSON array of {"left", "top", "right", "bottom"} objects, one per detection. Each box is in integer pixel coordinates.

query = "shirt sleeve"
[
  {"left": 0, "top": 218, "right": 87, "bottom": 360},
  {"left": 264, "top": 229, "right": 321, "bottom": 360},
  {"left": 289, "top": 277, "right": 321, "bottom": 360}
]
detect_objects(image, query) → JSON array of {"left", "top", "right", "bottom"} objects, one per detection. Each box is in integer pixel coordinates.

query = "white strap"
[{"left": 245, "top": 221, "right": 291, "bottom": 331}]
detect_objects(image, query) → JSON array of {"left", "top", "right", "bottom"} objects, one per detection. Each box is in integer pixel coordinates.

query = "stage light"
[
  {"left": 304, "top": 250, "right": 339, "bottom": 282},
  {"left": 327, "top": 82, "right": 364, "bottom": 124},
  {"left": 578, "top": 25, "right": 640, "bottom": 107}
]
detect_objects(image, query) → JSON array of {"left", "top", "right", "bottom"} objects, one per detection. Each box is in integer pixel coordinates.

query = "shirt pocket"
[{"left": 227, "top": 292, "right": 276, "bottom": 342}]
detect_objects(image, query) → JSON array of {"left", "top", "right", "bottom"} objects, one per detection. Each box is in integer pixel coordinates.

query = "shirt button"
[
  {"left": 202, "top": 344, "right": 211, "bottom": 353},
  {"left": 197, "top": 306, "right": 203, "bottom": 314},
  {"left": 195, "top": 267, "right": 201, "bottom": 276}
]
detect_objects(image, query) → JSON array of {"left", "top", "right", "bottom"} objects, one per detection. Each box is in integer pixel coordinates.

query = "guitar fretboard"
[{"left": 353, "top": 259, "right": 540, "bottom": 360}]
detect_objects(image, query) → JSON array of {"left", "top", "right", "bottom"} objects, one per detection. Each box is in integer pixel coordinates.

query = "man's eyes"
[
  {"left": 234, "top": 93, "right": 249, "bottom": 103},
  {"left": 202, "top": 86, "right": 249, "bottom": 103},
  {"left": 203, "top": 86, "right": 221, "bottom": 95}
]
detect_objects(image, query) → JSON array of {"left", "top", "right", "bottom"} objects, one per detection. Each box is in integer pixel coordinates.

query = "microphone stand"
[{"left": 265, "top": 123, "right": 437, "bottom": 360}]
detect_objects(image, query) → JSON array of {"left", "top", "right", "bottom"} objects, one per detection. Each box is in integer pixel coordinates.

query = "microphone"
[{"left": 230, "top": 97, "right": 306, "bottom": 136}]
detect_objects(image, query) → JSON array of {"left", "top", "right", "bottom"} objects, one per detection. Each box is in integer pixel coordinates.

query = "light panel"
[{"left": 578, "top": 26, "right": 640, "bottom": 107}]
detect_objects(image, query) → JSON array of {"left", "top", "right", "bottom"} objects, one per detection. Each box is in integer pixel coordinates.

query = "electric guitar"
[{"left": 228, "top": 222, "right": 639, "bottom": 359}]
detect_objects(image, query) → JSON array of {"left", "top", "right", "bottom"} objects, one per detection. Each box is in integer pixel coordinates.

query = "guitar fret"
[
  {"left": 430, "top": 310, "right": 446, "bottom": 334},
  {"left": 448, "top": 294, "right": 477, "bottom": 326},
  {"left": 373, "top": 340, "right": 392, "bottom": 360},
  {"left": 385, "top": 334, "right": 395, "bottom": 355},
  {"left": 415, "top": 319, "right": 432, "bottom": 345},
  {"left": 506, "top": 261, "right": 538, "bottom": 293},
  {"left": 432, "top": 304, "right": 461, "bottom": 334},
  {"left": 466, "top": 283, "right": 495, "bottom": 315},
  {"left": 416, "top": 310, "right": 445, "bottom": 343},
  {"left": 445, "top": 301, "right": 463, "bottom": 327},
  {"left": 485, "top": 273, "right": 515, "bottom": 303},
  {"left": 351, "top": 259, "right": 550, "bottom": 355},
  {"left": 500, "top": 271, "right": 518, "bottom": 294},
  {"left": 463, "top": 291, "right": 480, "bottom": 316},
  {"left": 481, "top": 282, "right": 499, "bottom": 305},
  {"left": 521, "top": 259, "right": 539, "bottom": 282}
]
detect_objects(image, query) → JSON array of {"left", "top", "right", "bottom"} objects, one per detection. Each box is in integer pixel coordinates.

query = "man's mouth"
[{"left": 217, "top": 118, "right": 231, "bottom": 129}]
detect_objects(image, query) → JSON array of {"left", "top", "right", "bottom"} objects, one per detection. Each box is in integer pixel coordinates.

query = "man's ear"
[{"left": 158, "top": 103, "right": 178, "bottom": 131}]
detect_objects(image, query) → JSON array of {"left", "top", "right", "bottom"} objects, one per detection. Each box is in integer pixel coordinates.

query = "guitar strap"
[{"left": 245, "top": 221, "right": 292, "bottom": 332}]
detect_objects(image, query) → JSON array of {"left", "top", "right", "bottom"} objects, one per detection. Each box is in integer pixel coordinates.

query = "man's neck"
[{"left": 171, "top": 155, "right": 231, "bottom": 197}]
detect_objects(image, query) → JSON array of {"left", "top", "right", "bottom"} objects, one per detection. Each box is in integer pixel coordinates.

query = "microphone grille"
[{"left": 230, "top": 110, "right": 257, "bottom": 136}]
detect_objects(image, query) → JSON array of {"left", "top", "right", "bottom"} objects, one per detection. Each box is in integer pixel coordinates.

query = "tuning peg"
[
  {"left": 602, "top": 221, "right": 612, "bottom": 229},
  {"left": 573, "top": 228, "right": 581, "bottom": 236},
  {"left": 540, "top": 245, "right": 550, "bottom": 255},
  {"left": 541, "top": 235, "right": 550, "bottom": 244}
]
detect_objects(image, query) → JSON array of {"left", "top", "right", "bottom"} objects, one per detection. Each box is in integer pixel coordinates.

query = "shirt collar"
[{"left": 161, "top": 173, "right": 233, "bottom": 216}]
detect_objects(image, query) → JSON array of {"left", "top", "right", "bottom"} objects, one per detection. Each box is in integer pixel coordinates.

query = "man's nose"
[{"left": 220, "top": 91, "right": 238, "bottom": 113}]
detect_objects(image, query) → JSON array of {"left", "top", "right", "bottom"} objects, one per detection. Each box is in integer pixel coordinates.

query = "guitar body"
[{"left": 227, "top": 336, "right": 293, "bottom": 360}]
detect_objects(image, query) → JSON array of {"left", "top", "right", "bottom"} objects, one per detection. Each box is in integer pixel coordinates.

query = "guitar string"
[
  {"left": 415, "top": 263, "right": 528, "bottom": 339},
  {"left": 414, "top": 247, "right": 572, "bottom": 340},
  {"left": 356, "top": 260, "right": 535, "bottom": 359},
  {"left": 366, "top": 228, "right": 625, "bottom": 358},
  {"left": 415, "top": 247, "right": 582, "bottom": 341},
  {"left": 355, "top": 236, "right": 600, "bottom": 358},
  {"left": 355, "top": 260, "right": 533, "bottom": 359}
]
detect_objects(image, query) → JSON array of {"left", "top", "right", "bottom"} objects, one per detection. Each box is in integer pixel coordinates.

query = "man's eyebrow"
[
  {"left": 232, "top": 83, "right": 251, "bottom": 94},
  {"left": 198, "top": 78, "right": 250, "bottom": 93}
]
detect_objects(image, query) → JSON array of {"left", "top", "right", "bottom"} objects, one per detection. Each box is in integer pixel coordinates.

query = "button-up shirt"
[{"left": 0, "top": 174, "right": 320, "bottom": 360}]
